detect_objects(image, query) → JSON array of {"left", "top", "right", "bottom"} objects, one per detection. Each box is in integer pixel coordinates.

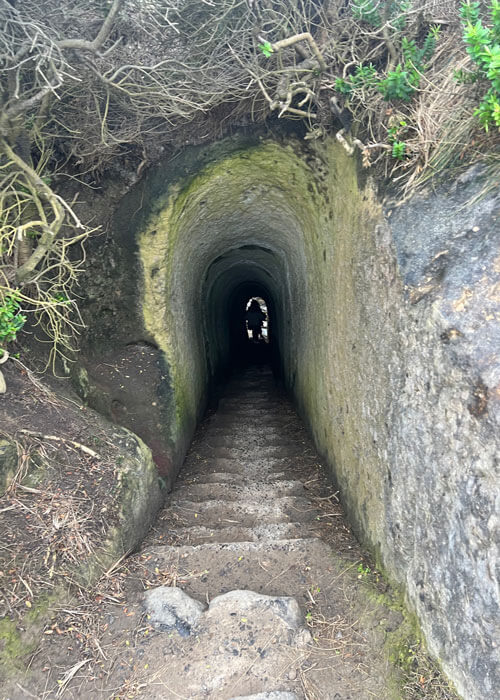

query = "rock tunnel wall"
[{"left": 79, "top": 135, "right": 499, "bottom": 700}]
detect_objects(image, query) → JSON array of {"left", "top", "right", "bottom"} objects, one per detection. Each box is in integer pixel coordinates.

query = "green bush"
[
  {"left": 334, "top": 64, "right": 377, "bottom": 94},
  {"left": 336, "top": 26, "right": 439, "bottom": 102},
  {"left": 0, "top": 293, "right": 26, "bottom": 352},
  {"left": 460, "top": 1, "right": 500, "bottom": 130},
  {"left": 378, "top": 64, "right": 418, "bottom": 101}
]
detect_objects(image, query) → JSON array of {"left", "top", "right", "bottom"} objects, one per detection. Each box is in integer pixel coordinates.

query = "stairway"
[
  {"left": 155, "top": 365, "right": 323, "bottom": 552},
  {"left": 32, "top": 365, "right": 399, "bottom": 700},
  {"left": 111, "top": 366, "right": 397, "bottom": 699}
]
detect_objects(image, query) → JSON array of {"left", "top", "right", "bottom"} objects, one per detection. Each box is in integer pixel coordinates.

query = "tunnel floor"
[{"left": 25, "top": 365, "right": 411, "bottom": 698}]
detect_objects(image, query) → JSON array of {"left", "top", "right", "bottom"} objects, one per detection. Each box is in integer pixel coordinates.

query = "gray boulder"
[{"left": 144, "top": 586, "right": 206, "bottom": 637}]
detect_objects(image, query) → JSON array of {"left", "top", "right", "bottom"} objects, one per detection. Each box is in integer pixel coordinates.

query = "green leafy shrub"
[
  {"left": 460, "top": 0, "right": 500, "bottom": 130},
  {"left": 334, "top": 64, "right": 377, "bottom": 94},
  {"left": 336, "top": 27, "right": 438, "bottom": 102},
  {"left": 0, "top": 293, "right": 26, "bottom": 352},
  {"left": 378, "top": 64, "right": 418, "bottom": 100}
]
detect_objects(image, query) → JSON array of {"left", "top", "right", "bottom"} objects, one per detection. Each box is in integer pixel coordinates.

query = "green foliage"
[
  {"left": 0, "top": 293, "right": 26, "bottom": 348},
  {"left": 460, "top": 0, "right": 500, "bottom": 130},
  {"left": 351, "top": 0, "right": 413, "bottom": 29},
  {"left": 379, "top": 64, "right": 418, "bottom": 100},
  {"left": 258, "top": 41, "right": 274, "bottom": 58},
  {"left": 387, "top": 119, "right": 409, "bottom": 159},
  {"left": 335, "top": 63, "right": 377, "bottom": 94},
  {"left": 454, "top": 67, "right": 481, "bottom": 83},
  {"left": 52, "top": 293, "right": 70, "bottom": 304},
  {"left": 391, "top": 0, "right": 413, "bottom": 30},
  {"left": 391, "top": 140, "right": 407, "bottom": 159},
  {"left": 357, "top": 562, "right": 371, "bottom": 577},
  {"left": 402, "top": 27, "right": 440, "bottom": 68},
  {"left": 379, "top": 27, "right": 440, "bottom": 101},
  {"left": 336, "top": 25, "right": 438, "bottom": 103}
]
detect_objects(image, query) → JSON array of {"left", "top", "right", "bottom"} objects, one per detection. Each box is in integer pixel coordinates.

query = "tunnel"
[
  {"left": 134, "top": 138, "right": 361, "bottom": 458},
  {"left": 79, "top": 132, "right": 500, "bottom": 700}
]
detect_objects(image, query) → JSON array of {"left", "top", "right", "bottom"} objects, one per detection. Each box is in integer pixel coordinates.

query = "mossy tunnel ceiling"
[{"left": 101, "top": 134, "right": 500, "bottom": 700}]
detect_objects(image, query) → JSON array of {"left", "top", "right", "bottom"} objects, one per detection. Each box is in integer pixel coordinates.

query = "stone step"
[
  {"left": 190, "top": 445, "right": 314, "bottom": 460},
  {"left": 181, "top": 456, "right": 319, "bottom": 477},
  {"left": 201, "top": 435, "right": 302, "bottom": 449},
  {"left": 222, "top": 385, "right": 276, "bottom": 395},
  {"left": 216, "top": 406, "right": 295, "bottom": 418},
  {"left": 166, "top": 497, "right": 316, "bottom": 528},
  {"left": 177, "top": 472, "right": 247, "bottom": 486},
  {"left": 218, "top": 398, "right": 287, "bottom": 410},
  {"left": 221, "top": 389, "right": 275, "bottom": 398},
  {"left": 177, "top": 471, "right": 300, "bottom": 489},
  {"left": 208, "top": 415, "right": 302, "bottom": 430},
  {"left": 177, "top": 474, "right": 304, "bottom": 490},
  {"left": 141, "top": 538, "right": 338, "bottom": 599},
  {"left": 164, "top": 522, "right": 310, "bottom": 545},
  {"left": 204, "top": 425, "right": 288, "bottom": 438},
  {"left": 171, "top": 481, "right": 305, "bottom": 502}
]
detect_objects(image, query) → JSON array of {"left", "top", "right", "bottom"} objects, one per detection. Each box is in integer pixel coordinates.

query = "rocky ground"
[{"left": 1, "top": 363, "right": 459, "bottom": 699}]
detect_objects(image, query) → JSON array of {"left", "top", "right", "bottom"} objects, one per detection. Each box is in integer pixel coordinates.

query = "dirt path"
[{"left": 3, "top": 365, "right": 450, "bottom": 699}]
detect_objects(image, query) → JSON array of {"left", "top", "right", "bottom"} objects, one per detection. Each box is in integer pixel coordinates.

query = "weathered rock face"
[
  {"left": 140, "top": 587, "right": 310, "bottom": 698},
  {"left": 80, "top": 133, "right": 499, "bottom": 699},
  {"left": 385, "top": 173, "right": 499, "bottom": 698},
  {"left": 0, "top": 362, "right": 163, "bottom": 678}
]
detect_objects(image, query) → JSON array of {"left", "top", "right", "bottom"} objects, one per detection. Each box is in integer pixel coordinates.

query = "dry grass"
[{"left": 0, "top": 435, "right": 114, "bottom": 621}]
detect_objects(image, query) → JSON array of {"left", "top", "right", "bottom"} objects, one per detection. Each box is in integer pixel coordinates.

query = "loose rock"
[{"left": 144, "top": 586, "right": 206, "bottom": 636}]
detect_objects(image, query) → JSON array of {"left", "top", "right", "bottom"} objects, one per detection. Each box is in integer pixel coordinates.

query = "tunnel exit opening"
[{"left": 245, "top": 297, "right": 268, "bottom": 342}]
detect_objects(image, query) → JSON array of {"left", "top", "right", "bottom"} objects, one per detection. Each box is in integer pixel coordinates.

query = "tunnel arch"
[
  {"left": 202, "top": 249, "right": 282, "bottom": 382},
  {"left": 136, "top": 140, "right": 342, "bottom": 437},
  {"left": 133, "top": 134, "right": 378, "bottom": 534}
]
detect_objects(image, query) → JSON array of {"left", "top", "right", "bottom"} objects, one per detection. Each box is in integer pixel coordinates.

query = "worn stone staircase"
[
  {"left": 156, "top": 366, "right": 322, "bottom": 551},
  {"left": 115, "top": 366, "right": 399, "bottom": 699}
]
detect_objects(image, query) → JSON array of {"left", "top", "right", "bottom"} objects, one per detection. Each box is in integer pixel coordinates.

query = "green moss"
[
  {"left": 136, "top": 138, "right": 327, "bottom": 452},
  {"left": 25, "top": 593, "right": 58, "bottom": 625},
  {"left": 355, "top": 563, "right": 460, "bottom": 700},
  {"left": 0, "top": 617, "right": 32, "bottom": 669},
  {"left": 0, "top": 593, "right": 61, "bottom": 676}
]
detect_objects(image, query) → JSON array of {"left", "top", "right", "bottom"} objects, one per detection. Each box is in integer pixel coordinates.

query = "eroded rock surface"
[{"left": 140, "top": 587, "right": 311, "bottom": 698}]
